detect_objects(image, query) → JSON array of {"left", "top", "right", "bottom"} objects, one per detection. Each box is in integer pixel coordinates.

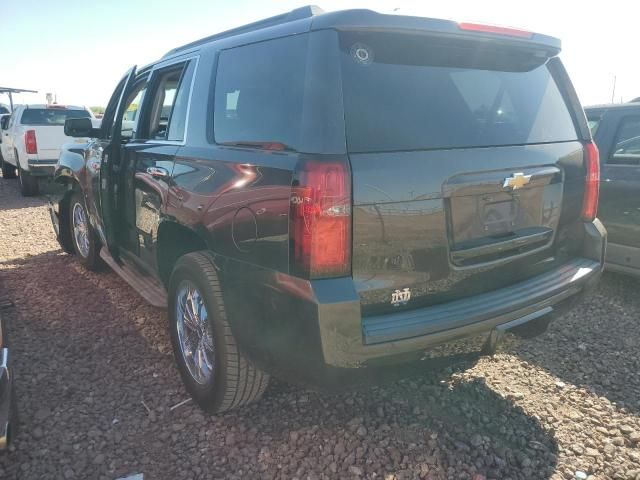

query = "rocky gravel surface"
[{"left": 0, "top": 175, "right": 639, "bottom": 480}]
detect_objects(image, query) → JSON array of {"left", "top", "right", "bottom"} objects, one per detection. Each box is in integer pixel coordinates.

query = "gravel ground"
[{"left": 0, "top": 174, "right": 639, "bottom": 480}]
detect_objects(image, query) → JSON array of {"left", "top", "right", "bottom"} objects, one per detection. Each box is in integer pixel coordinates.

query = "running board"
[{"left": 99, "top": 249, "right": 168, "bottom": 308}]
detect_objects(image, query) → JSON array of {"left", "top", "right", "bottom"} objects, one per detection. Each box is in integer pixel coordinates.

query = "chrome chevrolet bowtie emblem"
[{"left": 503, "top": 172, "right": 532, "bottom": 190}]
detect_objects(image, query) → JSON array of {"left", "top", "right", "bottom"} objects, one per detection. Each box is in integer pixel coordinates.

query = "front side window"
[
  {"left": 610, "top": 116, "right": 640, "bottom": 165},
  {"left": 213, "top": 35, "right": 308, "bottom": 151},
  {"left": 120, "top": 79, "right": 148, "bottom": 139},
  {"left": 147, "top": 61, "right": 195, "bottom": 141}
]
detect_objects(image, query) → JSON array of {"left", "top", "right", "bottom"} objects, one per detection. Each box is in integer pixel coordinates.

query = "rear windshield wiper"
[{"left": 220, "top": 140, "right": 296, "bottom": 152}]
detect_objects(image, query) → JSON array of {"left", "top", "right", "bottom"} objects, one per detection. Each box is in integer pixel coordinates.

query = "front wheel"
[
  {"left": 0, "top": 155, "right": 17, "bottom": 179},
  {"left": 69, "top": 192, "right": 102, "bottom": 270},
  {"left": 168, "top": 252, "right": 269, "bottom": 413}
]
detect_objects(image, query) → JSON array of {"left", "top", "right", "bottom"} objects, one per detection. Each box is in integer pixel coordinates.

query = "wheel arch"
[
  {"left": 56, "top": 181, "right": 82, "bottom": 254},
  {"left": 156, "top": 220, "right": 209, "bottom": 286}
]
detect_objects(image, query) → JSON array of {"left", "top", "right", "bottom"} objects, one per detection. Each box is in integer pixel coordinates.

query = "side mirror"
[
  {"left": 0, "top": 117, "right": 8, "bottom": 130},
  {"left": 64, "top": 117, "right": 97, "bottom": 138}
]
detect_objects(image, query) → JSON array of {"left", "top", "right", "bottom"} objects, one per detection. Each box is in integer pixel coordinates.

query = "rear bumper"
[
  {"left": 26, "top": 159, "right": 57, "bottom": 176},
  {"left": 605, "top": 242, "right": 640, "bottom": 278},
  {"left": 223, "top": 220, "right": 605, "bottom": 387}
]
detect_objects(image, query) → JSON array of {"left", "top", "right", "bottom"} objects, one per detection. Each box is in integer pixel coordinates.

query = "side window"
[
  {"left": 102, "top": 76, "right": 129, "bottom": 139},
  {"left": 610, "top": 116, "right": 640, "bottom": 165},
  {"left": 213, "top": 35, "right": 308, "bottom": 150},
  {"left": 121, "top": 79, "right": 148, "bottom": 139},
  {"left": 147, "top": 61, "right": 195, "bottom": 141}
]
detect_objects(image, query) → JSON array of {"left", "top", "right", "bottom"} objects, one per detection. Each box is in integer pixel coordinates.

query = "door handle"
[{"left": 146, "top": 166, "right": 169, "bottom": 178}]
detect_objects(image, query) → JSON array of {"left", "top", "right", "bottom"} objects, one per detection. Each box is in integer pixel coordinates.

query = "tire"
[
  {"left": 17, "top": 160, "right": 38, "bottom": 196},
  {"left": 0, "top": 154, "right": 16, "bottom": 179},
  {"left": 68, "top": 191, "right": 102, "bottom": 270},
  {"left": 168, "top": 251, "right": 269, "bottom": 413}
]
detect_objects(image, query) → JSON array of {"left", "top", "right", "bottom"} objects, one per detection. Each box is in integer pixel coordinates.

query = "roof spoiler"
[
  {"left": 163, "top": 5, "right": 324, "bottom": 58},
  {"left": 311, "top": 10, "right": 561, "bottom": 57}
]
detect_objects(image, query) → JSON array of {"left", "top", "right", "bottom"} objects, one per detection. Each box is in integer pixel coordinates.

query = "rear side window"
[
  {"left": 213, "top": 35, "right": 308, "bottom": 150},
  {"left": 339, "top": 32, "right": 578, "bottom": 153},
  {"left": 20, "top": 108, "right": 90, "bottom": 126},
  {"left": 147, "top": 60, "right": 195, "bottom": 141},
  {"left": 610, "top": 116, "right": 640, "bottom": 165}
]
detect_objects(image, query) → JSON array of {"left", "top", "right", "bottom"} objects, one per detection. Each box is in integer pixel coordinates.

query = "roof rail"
[{"left": 163, "top": 5, "right": 324, "bottom": 58}]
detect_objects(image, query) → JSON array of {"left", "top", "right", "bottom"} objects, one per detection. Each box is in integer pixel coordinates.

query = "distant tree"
[{"left": 90, "top": 106, "right": 105, "bottom": 115}]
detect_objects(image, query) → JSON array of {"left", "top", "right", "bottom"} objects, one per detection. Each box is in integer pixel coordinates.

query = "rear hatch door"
[{"left": 340, "top": 30, "right": 586, "bottom": 316}]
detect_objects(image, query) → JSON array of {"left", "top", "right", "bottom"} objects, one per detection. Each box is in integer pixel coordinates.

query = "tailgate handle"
[{"left": 451, "top": 228, "right": 553, "bottom": 264}]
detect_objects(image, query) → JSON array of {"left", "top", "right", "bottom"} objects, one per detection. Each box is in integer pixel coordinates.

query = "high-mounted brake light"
[
  {"left": 290, "top": 160, "right": 351, "bottom": 278},
  {"left": 458, "top": 22, "right": 534, "bottom": 39},
  {"left": 582, "top": 141, "right": 600, "bottom": 222},
  {"left": 24, "top": 130, "right": 38, "bottom": 154}
]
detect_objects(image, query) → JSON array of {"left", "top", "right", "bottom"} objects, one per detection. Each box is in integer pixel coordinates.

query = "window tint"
[
  {"left": 167, "top": 61, "right": 195, "bottom": 141},
  {"left": 610, "top": 116, "right": 640, "bottom": 165},
  {"left": 587, "top": 118, "right": 601, "bottom": 136},
  {"left": 339, "top": 31, "right": 578, "bottom": 152},
  {"left": 20, "top": 108, "right": 90, "bottom": 126},
  {"left": 214, "top": 35, "right": 308, "bottom": 150},
  {"left": 121, "top": 80, "right": 147, "bottom": 139},
  {"left": 148, "top": 61, "right": 194, "bottom": 141}
]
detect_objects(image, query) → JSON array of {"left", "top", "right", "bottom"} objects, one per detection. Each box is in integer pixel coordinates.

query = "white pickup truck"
[{"left": 0, "top": 104, "right": 94, "bottom": 196}]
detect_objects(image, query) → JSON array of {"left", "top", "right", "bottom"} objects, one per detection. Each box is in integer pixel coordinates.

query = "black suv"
[
  {"left": 585, "top": 103, "right": 640, "bottom": 276},
  {"left": 50, "top": 6, "right": 605, "bottom": 413}
]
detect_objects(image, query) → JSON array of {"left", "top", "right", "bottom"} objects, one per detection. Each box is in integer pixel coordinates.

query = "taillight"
[
  {"left": 582, "top": 141, "right": 600, "bottom": 222},
  {"left": 25, "top": 130, "right": 38, "bottom": 154},
  {"left": 458, "top": 22, "right": 534, "bottom": 39},
  {"left": 290, "top": 159, "right": 351, "bottom": 278}
]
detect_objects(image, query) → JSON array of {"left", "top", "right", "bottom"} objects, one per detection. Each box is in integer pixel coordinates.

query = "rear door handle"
[{"left": 146, "top": 166, "right": 169, "bottom": 178}]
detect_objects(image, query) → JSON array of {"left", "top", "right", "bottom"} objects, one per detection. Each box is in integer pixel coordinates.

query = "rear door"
[
  {"left": 120, "top": 58, "right": 196, "bottom": 272},
  {"left": 597, "top": 111, "right": 640, "bottom": 251},
  {"left": 339, "top": 30, "right": 587, "bottom": 315}
]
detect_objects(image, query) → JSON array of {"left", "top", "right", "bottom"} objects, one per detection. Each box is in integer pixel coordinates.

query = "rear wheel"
[
  {"left": 0, "top": 154, "right": 16, "bottom": 179},
  {"left": 168, "top": 252, "right": 269, "bottom": 413},
  {"left": 17, "top": 159, "right": 38, "bottom": 196},
  {"left": 69, "top": 192, "right": 102, "bottom": 270}
]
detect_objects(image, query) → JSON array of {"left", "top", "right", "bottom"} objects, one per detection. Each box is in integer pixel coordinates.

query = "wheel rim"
[
  {"left": 72, "top": 202, "right": 91, "bottom": 258},
  {"left": 176, "top": 281, "right": 215, "bottom": 385}
]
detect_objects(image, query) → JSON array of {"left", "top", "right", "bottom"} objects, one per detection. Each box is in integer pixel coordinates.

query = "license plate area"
[{"left": 483, "top": 199, "right": 517, "bottom": 236}]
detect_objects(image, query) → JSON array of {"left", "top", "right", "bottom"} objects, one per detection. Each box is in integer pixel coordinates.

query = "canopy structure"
[{"left": 0, "top": 87, "right": 38, "bottom": 112}]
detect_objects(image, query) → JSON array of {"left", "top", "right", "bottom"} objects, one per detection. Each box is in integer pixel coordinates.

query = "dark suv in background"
[
  {"left": 585, "top": 103, "right": 640, "bottom": 276},
  {"left": 50, "top": 6, "right": 605, "bottom": 413}
]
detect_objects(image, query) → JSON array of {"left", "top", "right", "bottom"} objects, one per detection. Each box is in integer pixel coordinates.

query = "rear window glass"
[
  {"left": 21, "top": 108, "right": 90, "bottom": 126},
  {"left": 213, "top": 35, "right": 308, "bottom": 150},
  {"left": 339, "top": 32, "right": 578, "bottom": 153}
]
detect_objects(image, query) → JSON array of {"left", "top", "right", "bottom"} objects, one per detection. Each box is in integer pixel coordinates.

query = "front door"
[
  {"left": 598, "top": 114, "right": 640, "bottom": 249},
  {"left": 98, "top": 66, "right": 138, "bottom": 260}
]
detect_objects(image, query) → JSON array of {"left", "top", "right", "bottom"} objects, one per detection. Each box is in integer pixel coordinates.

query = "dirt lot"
[{"left": 0, "top": 175, "right": 638, "bottom": 480}]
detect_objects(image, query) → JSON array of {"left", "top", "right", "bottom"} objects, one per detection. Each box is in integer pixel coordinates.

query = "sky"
[{"left": 1, "top": 0, "right": 637, "bottom": 108}]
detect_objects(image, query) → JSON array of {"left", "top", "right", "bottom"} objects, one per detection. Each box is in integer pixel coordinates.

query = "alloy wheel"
[{"left": 175, "top": 281, "right": 215, "bottom": 385}]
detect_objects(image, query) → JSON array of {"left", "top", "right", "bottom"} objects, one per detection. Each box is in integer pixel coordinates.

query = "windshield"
[
  {"left": 20, "top": 108, "right": 91, "bottom": 126},
  {"left": 339, "top": 31, "right": 578, "bottom": 153}
]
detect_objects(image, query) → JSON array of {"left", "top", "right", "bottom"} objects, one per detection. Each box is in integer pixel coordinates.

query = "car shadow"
[
  {"left": 0, "top": 248, "right": 559, "bottom": 479},
  {"left": 512, "top": 271, "right": 640, "bottom": 415}
]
